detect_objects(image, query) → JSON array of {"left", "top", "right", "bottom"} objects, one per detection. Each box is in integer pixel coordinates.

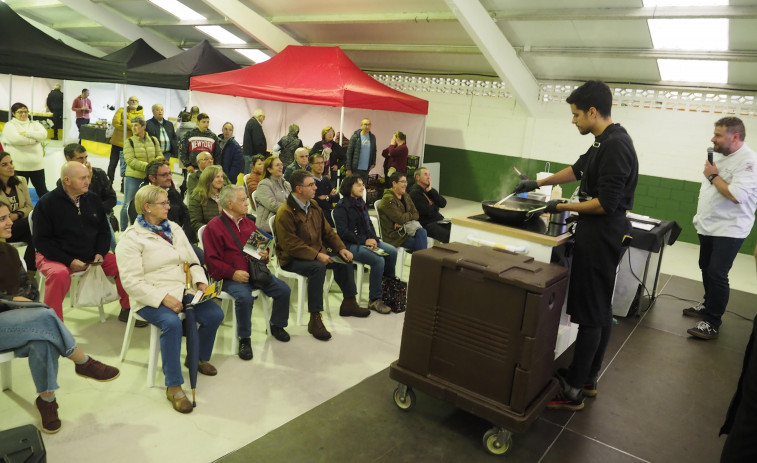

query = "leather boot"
[
  {"left": 308, "top": 312, "right": 332, "bottom": 341},
  {"left": 339, "top": 296, "right": 370, "bottom": 318}
]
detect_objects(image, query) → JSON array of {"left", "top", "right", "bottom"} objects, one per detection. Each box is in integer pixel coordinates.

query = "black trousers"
[
  {"left": 107, "top": 145, "right": 121, "bottom": 184},
  {"left": 720, "top": 315, "right": 757, "bottom": 462},
  {"left": 15, "top": 170, "right": 48, "bottom": 197}
]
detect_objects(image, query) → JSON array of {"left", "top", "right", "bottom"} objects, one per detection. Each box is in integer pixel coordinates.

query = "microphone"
[{"left": 707, "top": 147, "right": 713, "bottom": 164}]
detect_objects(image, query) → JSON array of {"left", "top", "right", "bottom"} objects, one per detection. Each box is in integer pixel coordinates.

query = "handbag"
[
  {"left": 401, "top": 220, "right": 423, "bottom": 237},
  {"left": 220, "top": 215, "right": 271, "bottom": 289},
  {"left": 71, "top": 264, "right": 119, "bottom": 307},
  {"left": 381, "top": 277, "right": 407, "bottom": 313}
]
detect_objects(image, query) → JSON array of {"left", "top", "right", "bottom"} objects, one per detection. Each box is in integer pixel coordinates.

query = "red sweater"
[{"left": 203, "top": 212, "right": 257, "bottom": 281}]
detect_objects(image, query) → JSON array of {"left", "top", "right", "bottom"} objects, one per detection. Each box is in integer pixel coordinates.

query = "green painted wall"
[{"left": 425, "top": 144, "right": 757, "bottom": 254}]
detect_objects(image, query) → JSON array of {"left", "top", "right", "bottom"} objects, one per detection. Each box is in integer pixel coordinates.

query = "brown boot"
[
  {"left": 308, "top": 312, "right": 332, "bottom": 341},
  {"left": 339, "top": 296, "right": 370, "bottom": 318}
]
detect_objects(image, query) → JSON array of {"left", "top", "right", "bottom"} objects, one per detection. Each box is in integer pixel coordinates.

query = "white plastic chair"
[
  {"left": 28, "top": 209, "right": 107, "bottom": 322},
  {"left": 374, "top": 199, "right": 408, "bottom": 280},
  {"left": 0, "top": 351, "right": 13, "bottom": 391},
  {"left": 268, "top": 216, "right": 331, "bottom": 325},
  {"left": 331, "top": 209, "right": 368, "bottom": 302},
  {"left": 250, "top": 189, "right": 258, "bottom": 211}
]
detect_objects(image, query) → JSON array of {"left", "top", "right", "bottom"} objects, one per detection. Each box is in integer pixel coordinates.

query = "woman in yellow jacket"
[
  {"left": 119, "top": 115, "right": 163, "bottom": 231},
  {"left": 107, "top": 96, "right": 144, "bottom": 188}
]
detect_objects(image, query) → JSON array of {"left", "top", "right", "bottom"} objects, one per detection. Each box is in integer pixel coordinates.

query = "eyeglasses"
[
  {"left": 149, "top": 201, "right": 171, "bottom": 207},
  {"left": 15, "top": 110, "right": 29, "bottom": 114},
  {"left": 156, "top": 172, "right": 172, "bottom": 177},
  {"left": 302, "top": 182, "right": 317, "bottom": 188}
]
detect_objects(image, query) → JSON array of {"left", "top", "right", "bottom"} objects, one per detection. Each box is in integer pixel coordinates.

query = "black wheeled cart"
[{"left": 389, "top": 242, "right": 569, "bottom": 455}]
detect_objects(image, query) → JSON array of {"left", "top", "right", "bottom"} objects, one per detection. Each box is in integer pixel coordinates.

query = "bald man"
[{"left": 33, "top": 161, "right": 132, "bottom": 323}]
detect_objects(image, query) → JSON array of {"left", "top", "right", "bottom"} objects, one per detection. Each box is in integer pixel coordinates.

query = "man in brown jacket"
[{"left": 274, "top": 170, "right": 369, "bottom": 341}]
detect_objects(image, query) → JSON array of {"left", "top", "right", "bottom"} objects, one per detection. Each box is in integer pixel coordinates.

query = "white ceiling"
[{"left": 8, "top": 0, "right": 757, "bottom": 90}]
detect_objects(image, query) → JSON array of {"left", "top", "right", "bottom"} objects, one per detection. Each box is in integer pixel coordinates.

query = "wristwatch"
[{"left": 708, "top": 173, "right": 719, "bottom": 184}]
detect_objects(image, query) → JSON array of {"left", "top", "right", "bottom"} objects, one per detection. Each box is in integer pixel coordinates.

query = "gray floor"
[{"left": 215, "top": 274, "right": 756, "bottom": 463}]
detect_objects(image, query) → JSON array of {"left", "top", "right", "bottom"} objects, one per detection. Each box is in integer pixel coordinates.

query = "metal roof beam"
[
  {"left": 56, "top": 0, "right": 182, "bottom": 57},
  {"left": 199, "top": 0, "right": 299, "bottom": 53},
  {"left": 6, "top": 0, "right": 62, "bottom": 10},
  {"left": 445, "top": 0, "right": 539, "bottom": 115},
  {"left": 519, "top": 47, "right": 757, "bottom": 63},
  {"left": 268, "top": 11, "right": 460, "bottom": 24},
  {"left": 491, "top": 5, "right": 757, "bottom": 21},
  {"left": 21, "top": 14, "right": 107, "bottom": 56}
]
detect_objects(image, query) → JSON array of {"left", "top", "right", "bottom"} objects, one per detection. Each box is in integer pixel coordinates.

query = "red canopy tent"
[{"left": 190, "top": 45, "right": 428, "bottom": 115}]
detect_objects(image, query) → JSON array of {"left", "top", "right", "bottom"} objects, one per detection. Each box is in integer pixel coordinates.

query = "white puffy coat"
[
  {"left": 2, "top": 118, "right": 48, "bottom": 171},
  {"left": 115, "top": 220, "right": 206, "bottom": 310}
]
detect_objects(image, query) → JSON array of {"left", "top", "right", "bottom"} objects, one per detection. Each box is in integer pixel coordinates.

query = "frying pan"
[{"left": 482, "top": 197, "right": 548, "bottom": 225}]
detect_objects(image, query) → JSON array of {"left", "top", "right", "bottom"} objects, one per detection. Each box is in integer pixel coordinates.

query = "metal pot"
[
  {"left": 549, "top": 210, "right": 570, "bottom": 225},
  {"left": 482, "top": 197, "right": 547, "bottom": 225}
]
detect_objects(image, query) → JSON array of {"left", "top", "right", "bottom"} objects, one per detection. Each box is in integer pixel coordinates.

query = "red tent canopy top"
[{"left": 190, "top": 45, "right": 429, "bottom": 115}]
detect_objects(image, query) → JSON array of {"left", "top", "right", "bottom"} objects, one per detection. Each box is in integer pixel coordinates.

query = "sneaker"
[
  {"left": 547, "top": 382, "right": 585, "bottom": 411},
  {"left": 238, "top": 338, "right": 253, "bottom": 360},
  {"left": 556, "top": 368, "right": 597, "bottom": 398},
  {"left": 339, "top": 297, "right": 370, "bottom": 318},
  {"left": 75, "top": 357, "right": 120, "bottom": 382},
  {"left": 687, "top": 320, "right": 719, "bottom": 340},
  {"left": 369, "top": 299, "right": 391, "bottom": 314},
  {"left": 270, "top": 326, "right": 291, "bottom": 342},
  {"left": 308, "top": 312, "right": 332, "bottom": 341},
  {"left": 119, "top": 308, "right": 148, "bottom": 328},
  {"left": 35, "top": 396, "right": 61, "bottom": 434},
  {"left": 682, "top": 302, "right": 706, "bottom": 319}
]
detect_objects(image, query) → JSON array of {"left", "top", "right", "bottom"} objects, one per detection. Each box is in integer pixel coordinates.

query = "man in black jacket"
[
  {"left": 45, "top": 84, "right": 64, "bottom": 140},
  {"left": 146, "top": 104, "right": 178, "bottom": 160},
  {"left": 32, "top": 162, "right": 133, "bottom": 323},
  {"left": 408, "top": 167, "right": 449, "bottom": 243},
  {"left": 62, "top": 144, "right": 116, "bottom": 217},
  {"left": 242, "top": 109, "right": 267, "bottom": 174}
]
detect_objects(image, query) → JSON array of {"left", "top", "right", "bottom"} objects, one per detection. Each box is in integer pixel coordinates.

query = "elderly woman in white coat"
[
  {"left": 2, "top": 102, "right": 49, "bottom": 196},
  {"left": 116, "top": 185, "right": 223, "bottom": 414}
]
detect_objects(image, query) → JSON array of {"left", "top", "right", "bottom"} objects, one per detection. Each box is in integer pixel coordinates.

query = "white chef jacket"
[{"left": 693, "top": 143, "right": 757, "bottom": 238}]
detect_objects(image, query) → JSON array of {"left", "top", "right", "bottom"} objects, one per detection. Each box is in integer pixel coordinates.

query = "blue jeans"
[
  {"left": 401, "top": 227, "right": 428, "bottom": 252},
  {"left": 282, "top": 258, "right": 357, "bottom": 312},
  {"left": 119, "top": 151, "right": 127, "bottom": 178},
  {"left": 698, "top": 234, "right": 745, "bottom": 329},
  {"left": 223, "top": 275, "right": 291, "bottom": 339},
  {"left": 137, "top": 295, "right": 223, "bottom": 387},
  {"left": 0, "top": 308, "right": 76, "bottom": 394},
  {"left": 348, "top": 242, "right": 397, "bottom": 301},
  {"left": 120, "top": 176, "right": 144, "bottom": 231}
]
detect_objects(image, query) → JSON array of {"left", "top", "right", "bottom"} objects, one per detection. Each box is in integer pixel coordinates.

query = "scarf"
[
  {"left": 137, "top": 214, "right": 173, "bottom": 244},
  {"left": 348, "top": 197, "right": 372, "bottom": 237}
]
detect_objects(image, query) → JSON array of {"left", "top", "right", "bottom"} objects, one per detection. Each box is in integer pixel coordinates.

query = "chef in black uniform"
[{"left": 515, "top": 80, "right": 639, "bottom": 411}]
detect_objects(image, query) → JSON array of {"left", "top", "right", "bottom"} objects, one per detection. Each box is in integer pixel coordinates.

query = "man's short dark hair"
[
  {"left": 309, "top": 153, "right": 324, "bottom": 165},
  {"left": 63, "top": 143, "right": 86, "bottom": 160},
  {"left": 414, "top": 166, "right": 428, "bottom": 180},
  {"left": 190, "top": 106, "right": 200, "bottom": 115},
  {"left": 290, "top": 169, "right": 313, "bottom": 189},
  {"left": 197, "top": 113, "right": 209, "bottom": 121},
  {"left": 82, "top": 88, "right": 88, "bottom": 93},
  {"left": 716, "top": 117, "right": 746, "bottom": 141},
  {"left": 566, "top": 80, "right": 613, "bottom": 118},
  {"left": 388, "top": 171, "right": 406, "bottom": 185},
  {"left": 339, "top": 174, "right": 363, "bottom": 197},
  {"left": 145, "top": 159, "right": 168, "bottom": 181}
]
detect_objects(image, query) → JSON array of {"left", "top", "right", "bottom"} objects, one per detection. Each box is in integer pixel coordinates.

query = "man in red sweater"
[{"left": 202, "top": 185, "right": 291, "bottom": 361}]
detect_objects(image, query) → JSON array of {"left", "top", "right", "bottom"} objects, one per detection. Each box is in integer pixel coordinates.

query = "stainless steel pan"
[{"left": 482, "top": 197, "right": 547, "bottom": 225}]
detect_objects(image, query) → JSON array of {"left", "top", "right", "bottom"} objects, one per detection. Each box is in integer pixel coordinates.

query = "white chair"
[
  {"left": 0, "top": 351, "right": 14, "bottom": 391},
  {"left": 250, "top": 189, "right": 258, "bottom": 211},
  {"left": 331, "top": 209, "right": 368, "bottom": 303},
  {"left": 243, "top": 174, "right": 255, "bottom": 213},
  {"left": 197, "top": 225, "right": 273, "bottom": 349},
  {"left": 268, "top": 216, "right": 331, "bottom": 325},
  {"left": 28, "top": 209, "right": 107, "bottom": 323},
  {"left": 374, "top": 199, "right": 408, "bottom": 281},
  {"left": 119, "top": 307, "right": 183, "bottom": 388}
]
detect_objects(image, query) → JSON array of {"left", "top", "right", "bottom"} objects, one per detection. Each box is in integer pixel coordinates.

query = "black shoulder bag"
[{"left": 220, "top": 215, "right": 271, "bottom": 289}]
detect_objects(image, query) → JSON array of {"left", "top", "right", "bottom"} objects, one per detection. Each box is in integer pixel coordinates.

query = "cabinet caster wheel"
[
  {"left": 393, "top": 384, "right": 416, "bottom": 411},
  {"left": 483, "top": 427, "right": 512, "bottom": 455}
]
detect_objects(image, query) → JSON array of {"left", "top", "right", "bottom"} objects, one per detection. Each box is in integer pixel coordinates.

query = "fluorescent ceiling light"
[
  {"left": 657, "top": 59, "right": 728, "bottom": 83},
  {"left": 148, "top": 0, "right": 204, "bottom": 21},
  {"left": 235, "top": 49, "right": 271, "bottom": 63},
  {"left": 648, "top": 18, "right": 728, "bottom": 51},
  {"left": 642, "top": 0, "right": 727, "bottom": 6},
  {"left": 196, "top": 26, "right": 246, "bottom": 45}
]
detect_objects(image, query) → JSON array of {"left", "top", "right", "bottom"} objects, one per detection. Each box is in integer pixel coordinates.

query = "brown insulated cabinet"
[{"left": 389, "top": 242, "right": 569, "bottom": 455}]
